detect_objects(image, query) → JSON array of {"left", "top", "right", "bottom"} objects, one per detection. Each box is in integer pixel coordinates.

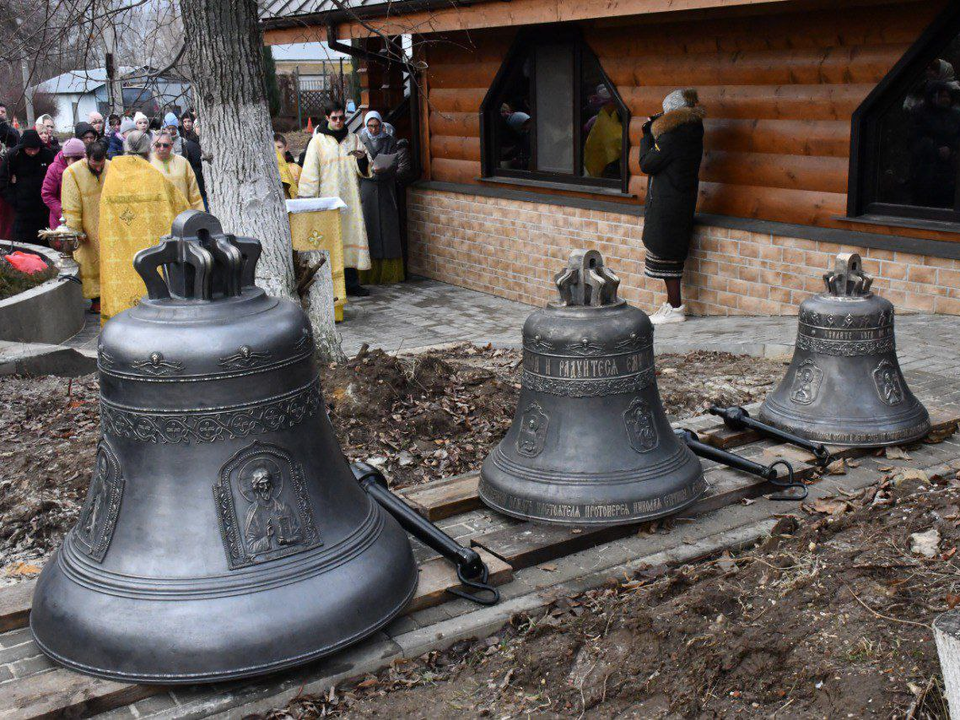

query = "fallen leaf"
[
  {"left": 5, "top": 562, "right": 41, "bottom": 577},
  {"left": 886, "top": 447, "right": 911, "bottom": 460},
  {"left": 541, "top": 563, "right": 558, "bottom": 572},
  {"left": 910, "top": 528, "right": 941, "bottom": 558},
  {"left": 947, "top": 594, "right": 960, "bottom": 609},
  {"left": 810, "top": 498, "right": 852, "bottom": 516},
  {"left": 356, "top": 677, "right": 379, "bottom": 689},
  {"left": 943, "top": 547, "right": 957, "bottom": 561},
  {"left": 826, "top": 459, "right": 848, "bottom": 475},
  {"left": 892, "top": 468, "right": 929, "bottom": 485}
]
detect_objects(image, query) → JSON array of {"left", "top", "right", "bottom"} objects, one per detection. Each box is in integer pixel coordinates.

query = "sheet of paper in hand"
[{"left": 371, "top": 152, "right": 398, "bottom": 174}]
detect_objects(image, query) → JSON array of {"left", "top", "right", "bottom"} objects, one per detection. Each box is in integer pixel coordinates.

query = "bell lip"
[
  {"left": 478, "top": 476, "right": 706, "bottom": 527},
  {"left": 29, "top": 568, "right": 418, "bottom": 685},
  {"left": 757, "top": 402, "right": 931, "bottom": 448}
]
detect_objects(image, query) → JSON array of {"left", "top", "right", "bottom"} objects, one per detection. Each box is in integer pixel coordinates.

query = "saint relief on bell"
[{"left": 214, "top": 442, "right": 321, "bottom": 569}]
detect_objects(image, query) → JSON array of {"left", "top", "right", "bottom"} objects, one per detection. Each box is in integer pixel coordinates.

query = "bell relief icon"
[
  {"left": 789, "top": 360, "right": 823, "bottom": 406},
  {"left": 623, "top": 397, "right": 659, "bottom": 453},
  {"left": 73, "top": 441, "right": 124, "bottom": 562},
  {"left": 214, "top": 441, "right": 322, "bottom": 569},
  {"left": 515, "top": 402, "right": 550, "bottom": 458}
]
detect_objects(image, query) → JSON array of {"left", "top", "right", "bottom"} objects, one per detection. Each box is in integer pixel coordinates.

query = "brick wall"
[{"left": 407, "top": 188, "right": 960, "bottom": 316}]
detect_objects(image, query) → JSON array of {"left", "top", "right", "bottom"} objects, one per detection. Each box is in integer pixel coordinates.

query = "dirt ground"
[
  {"left": 0, "top": 345, "right": 782, "bottom": 575},
  {"left": 261, "top": 464, "right": 959, "bottom": 719}
]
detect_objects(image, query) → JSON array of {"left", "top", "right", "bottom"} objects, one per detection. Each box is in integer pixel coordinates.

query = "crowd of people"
[
  {"left": 0, "top": 105, "right": 205, "bottom": 316},
  {"left": 0, "top": 98, "right": 415, "bottom": 320}
]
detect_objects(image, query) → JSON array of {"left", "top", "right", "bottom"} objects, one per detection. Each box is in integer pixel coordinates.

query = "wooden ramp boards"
[{"left": 0, "top": 402, "right": 956, "bottom": 719}]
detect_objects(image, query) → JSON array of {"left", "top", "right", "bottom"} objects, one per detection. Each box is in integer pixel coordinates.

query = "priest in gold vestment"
[
  {"left": 98, "top": 131, "right": 190, "bottom": 321},
  {"left": 297, "top": 102, "right": 372, "bottom": 296},
  {"left": 62, "top": 141, "right": 109, "bottom": 308},
  {"left": 150, "top": 131, "right": 204, "bottom": 211}
]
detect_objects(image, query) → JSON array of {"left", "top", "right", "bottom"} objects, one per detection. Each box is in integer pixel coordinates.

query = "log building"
[{"left": 262, "top": 0, "right": 960, "bottom": 316}]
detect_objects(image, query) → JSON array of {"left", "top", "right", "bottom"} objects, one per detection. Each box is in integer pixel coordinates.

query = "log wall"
[{"left": 421, "top": 0, "right": 946, "bottom": 230}]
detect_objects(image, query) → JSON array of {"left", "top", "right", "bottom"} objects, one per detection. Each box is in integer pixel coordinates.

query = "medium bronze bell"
[
  {"left": 479, "top": 250, "right": 705, "bottom": 525},
  {"left": 30, "top": 211, "right": 418, "bottom": 684},
  {"left": 759, "top": 253, "right": 929, "bottom": 446}
]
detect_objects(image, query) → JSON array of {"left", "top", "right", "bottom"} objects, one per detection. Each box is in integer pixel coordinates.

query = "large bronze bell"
[
  {"left": 30, "top": 211, "right": 418, "bottom": 683},
  {"left": 479, "top": 250, "right": 705, "bottom": 525},
  {"left": 759, "top": 253, "right": 929, "bottom": 446}
]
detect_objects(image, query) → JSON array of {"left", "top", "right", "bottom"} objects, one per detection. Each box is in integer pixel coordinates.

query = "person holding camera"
[{"left": 639, "top": 88, "right": 705, "bottom": 325}]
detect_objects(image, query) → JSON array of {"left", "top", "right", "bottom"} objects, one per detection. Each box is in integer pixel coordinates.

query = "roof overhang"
[{"left": 262, "top": 0, "right": 799, "bottom": 43}]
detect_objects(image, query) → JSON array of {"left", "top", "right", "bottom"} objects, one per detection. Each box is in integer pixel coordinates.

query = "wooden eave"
[{"left": 262, "top": 0, "right": 801, "bottom": 43}]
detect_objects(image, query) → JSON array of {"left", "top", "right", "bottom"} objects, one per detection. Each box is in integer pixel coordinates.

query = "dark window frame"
[
  {"left": 479, "top": 25, "right": 631, "bottom": 194},
  {"left": 848, "top": 2, "right": 960, "bottom": 225}
]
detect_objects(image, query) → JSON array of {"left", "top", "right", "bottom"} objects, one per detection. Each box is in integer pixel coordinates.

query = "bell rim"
[
  {"left": 29, "top": 571, "right": 418, "bottom": 685},
  {"left": 758, "top": 400, "right": 931, "bottom": 447},
  {"left": 478, "top": 475, "right": 707, "bottom": 527}
]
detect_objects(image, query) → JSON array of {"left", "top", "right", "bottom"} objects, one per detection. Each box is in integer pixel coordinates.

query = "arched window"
[
  {"left": 849, "top": 4, "right": 960, "bottom": 225},
  {"left": 480, "top": 27, "right": 629, "bottom": 193}
]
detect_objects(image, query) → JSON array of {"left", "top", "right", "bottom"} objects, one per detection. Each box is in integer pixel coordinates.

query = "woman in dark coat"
[
  {"left": 0, "top": 130, "right": 55, "bottom": 245},
  {"left": 639, "top": 88, "right": 705, "bottom": 324},
  {"left": 357, "top": 111, "right": 415, "bottom": 284}
]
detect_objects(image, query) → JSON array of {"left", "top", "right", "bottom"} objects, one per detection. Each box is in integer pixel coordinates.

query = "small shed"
[
  {"left": 32, "top": 67, "right": 193, "bottom": 131},
  {"left": 262, "top": 0, "right": 960, "bottom": 317},
  {"left": 32, "top": 69, "right": 111, "bottom": 132}
]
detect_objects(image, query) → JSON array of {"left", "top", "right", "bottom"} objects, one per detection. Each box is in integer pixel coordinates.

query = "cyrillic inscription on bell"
[
  {"left": 479, "top": 249, "right": 705, "bottom": 526},
  {"left": 759, "top": 253, "right": 930, "bottom": 447},
  {"left": 30, "top": 211, "right": 419, "bottom": 684}
]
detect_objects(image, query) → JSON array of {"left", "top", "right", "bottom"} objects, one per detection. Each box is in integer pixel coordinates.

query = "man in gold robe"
[
  {"left": 150, "top": 131, "right": 204, "bottom": 211},
  {"left": 61, "top": 141, "right": 109, "bottom": 312},
  {"left": 98, "top": 131, "right": 190, "bottom": 321},
  {"left": 298, "top": 102, "right": 372, "bottom": 296}
]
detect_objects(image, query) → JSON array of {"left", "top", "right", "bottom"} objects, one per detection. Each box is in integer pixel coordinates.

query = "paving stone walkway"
[
  {"left": 59, "top": 277, "right": 960, "bottom": 379},
  {"left": 62, "top": 277, "right": 960, "bottom": 377}
]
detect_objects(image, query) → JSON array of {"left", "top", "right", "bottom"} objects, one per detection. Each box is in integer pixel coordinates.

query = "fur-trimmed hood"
[{"left": 651, "top": 105, "right": 706, "bottom": 139}]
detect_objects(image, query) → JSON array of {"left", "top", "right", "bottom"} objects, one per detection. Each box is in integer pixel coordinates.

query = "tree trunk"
[
  {"left": 179, "top": 0, "right": 294, "bottom": 300},
  {"left": 298, "top": 250, "right": 347, "bottom": 364},
  {"left": 179, "top": 0, "right": 345, "bottom": 363}
]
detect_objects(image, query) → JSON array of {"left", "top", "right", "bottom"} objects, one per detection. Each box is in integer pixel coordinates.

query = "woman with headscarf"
[
  {"left": 640, "top": 88, "right": 705, "bottom": 325},
  {"left": 0, "top": 129, "right": 55, "bottom": 245},
  {"left": 356, "top": 110, "right": 413, "bottom": 285},
  {"left": 41, "top": 137, "right": 86, "bottom": 228}
]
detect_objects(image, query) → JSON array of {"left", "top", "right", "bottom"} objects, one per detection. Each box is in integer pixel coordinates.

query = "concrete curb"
[
  {"left": 0, "top": 242, "right": 85, "bottom": 345},
  {"left": 0, "top": 340, "right": 97, "bottom": 377}
]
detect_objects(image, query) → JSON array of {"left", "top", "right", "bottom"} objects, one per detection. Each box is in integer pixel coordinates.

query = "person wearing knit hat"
[
  {"left": 134, "top": 112, "right": 149, "bottom": 133},
  {"left": 41, "top": 138, "right": 87, "bottom": 229},
  {"left": 163, "top": 112, "right": 180, "bottom": 129},
  {"left": 639, "top": 87, "right": 705, "bottom": 325},
  {"left": 0, "top": 128, "right": 55, "bottom": 244},
  {"left": 74, "top": 121, "right": 98, "bottom": 146}
]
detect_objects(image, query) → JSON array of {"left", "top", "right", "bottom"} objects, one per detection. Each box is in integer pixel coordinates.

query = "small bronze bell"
[
  {"left": 479, "top": 250, "right": 705, "bottom": 525},
  {"left": 30, "top": 211, "right": 418, "bottom": 683},
  {"left": 759, "top": 253, "right": 929, "bottom": 447}
]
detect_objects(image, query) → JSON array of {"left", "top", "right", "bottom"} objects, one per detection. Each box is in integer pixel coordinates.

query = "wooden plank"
[
  {"left": 0, "top": 581, "right": 35, "bottom": 633},
  {"left": 620, "top": 84, "right": 875, "bottom": 122},
  {"left": 406, "top": 548, "right": 513, "bottom": 613},
  {"left": 629, "top": 118, "right": 852, "bottom": 158},
  {"left": 400, "top": 472, "right": 481, "bottom": 521},
  {"left": 602, "top": 43, "right": 904, "bottom": 88},
  {"left": 0, "top": 669, "right": 163, "bottom": 720},
  {"left": 336, "top": 0, "right": 801, "bottom": 40}
]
